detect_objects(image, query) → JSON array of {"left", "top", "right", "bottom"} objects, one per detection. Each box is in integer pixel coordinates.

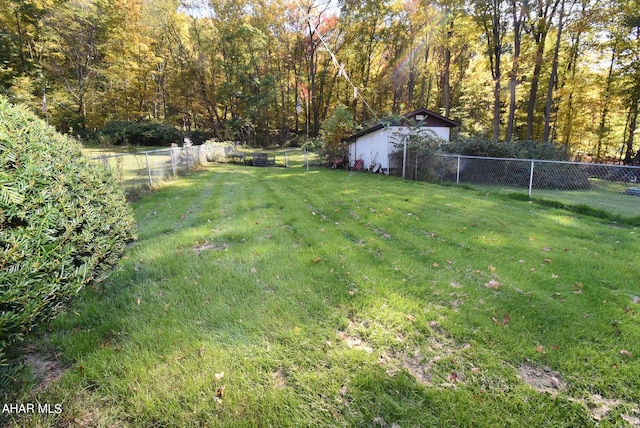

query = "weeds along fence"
[
  {"left": 390, "top": 153, "right": 640, "bottom": 219},
  {"left": 90, "top": 143, "right": 221, "bottom": 194}
]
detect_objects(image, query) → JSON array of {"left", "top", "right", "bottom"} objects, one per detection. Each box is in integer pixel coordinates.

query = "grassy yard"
[{"left": 5, "top": 161, "right": 640, "bottom": 427}]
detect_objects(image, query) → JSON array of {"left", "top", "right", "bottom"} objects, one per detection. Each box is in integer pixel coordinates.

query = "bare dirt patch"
[
  {"left": 192, "top": 240, "right": 228, "bottom": 255},
  {"left": 518, "top": 364, "right": 563, "bottom": 394},
  {"left": 271, "top": 368, "right": 287, "bottom": 389},
  {"left": 337, "top": 330, "right": 373, "bottom": 353},
  {"left": 583, "top": 394, "right": 640, "bottom": 426},
  {"left": 24, "top": 353, "right": 65, "bottom": 392},
  {"left": 518, "top": 364, "right": 640, "bottom": 425}
]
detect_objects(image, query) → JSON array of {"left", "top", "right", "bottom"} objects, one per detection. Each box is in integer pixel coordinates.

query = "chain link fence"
[
  {"left": 90, "top": 143, "right": 221, "bottom": 195},
  {"left": 390, "top": 153, "right": 640, "bottom": 219}
]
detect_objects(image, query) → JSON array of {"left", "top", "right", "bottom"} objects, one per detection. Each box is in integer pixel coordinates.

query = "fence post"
[
  {"left": 305, "top": 147, "right": 309, "bottom": 171},
  {"left": 402, "top": 140, "right": 407, "bottom": 179},
  {"left": 170, "top": 147, "right": 177, "bottom": 177},
  {"left": 528, "top": 160, "right": 535, "bottom": 197},
  {"left": 145, "top": 153, "right": 153, "bottom": 187},
  {"left": 456, "top": 156, "right": 461, "bottom": 184}
]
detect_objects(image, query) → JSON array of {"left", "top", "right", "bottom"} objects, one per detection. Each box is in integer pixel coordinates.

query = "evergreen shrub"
[
  {"left": 98, "top": 121, "right": 183, "bottom": 147},
  {"left": 0, "top": 96, "right": 137, "bottom": 355}
]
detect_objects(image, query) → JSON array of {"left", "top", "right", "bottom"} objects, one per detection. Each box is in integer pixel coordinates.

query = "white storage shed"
[{"left": 343, "top": 108, "right": 458, "bottom": 174}]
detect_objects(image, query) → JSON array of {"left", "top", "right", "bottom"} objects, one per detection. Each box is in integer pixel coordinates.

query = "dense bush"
[
  {"left": 0, "top": 96, "right": 137, "bottom": 356},
  {"left": 389, "top": 129, "right": 447, "bottom": 180},
  {"left": 320, "top": 104, "right": 354, "bottom": 159},
  {"left": 443, "top": 136, "right": 569, "bottom": 161},
  {"left": 98, "top": 121, "right": 183, "bottom": 147}
]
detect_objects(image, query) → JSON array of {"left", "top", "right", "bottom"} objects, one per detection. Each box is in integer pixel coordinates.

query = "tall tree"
[
  {"left": 473, "top": 0, "right": 508, "bottom": 142},
  {"left": 618, "top": 0, "right": 640, "bottom": 164},
  {"left": 524, "top": 0, "right": 561, "bottom": 140},
  {"left": 39, "top": 0, "right": 114, "bottom": 130},
  {"left": 542, "top": 0, "right": 568, "bottom": 143},
  {"left": 506, "top": 0, "right": 525, "bottom": 142}
]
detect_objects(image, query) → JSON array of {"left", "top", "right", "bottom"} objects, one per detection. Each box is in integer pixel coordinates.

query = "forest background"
[{"left": 1, "top": 0, "right": 639, "bottom": 163}]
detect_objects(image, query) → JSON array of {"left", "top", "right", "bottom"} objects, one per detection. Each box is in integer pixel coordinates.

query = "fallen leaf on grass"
[
  {"left": 484, "top": 280, "right": 500, "bottom": 289},
  {"left": 535, "top": 345, "right": 545, "bottom": 353},
  {"left": 214, "top": 371, "right": 225, "bottom": 381},
  {"left": 503, "top": 313, "right": 511, "bottom": 325},
  {"left": 620, "top": 350, "right": 633, "bottom": 358},
  {"left": 544, "top": 259, "right": 552, "bottom": 264},
  {"left": 137, "top": 297, "right": 141, "bottom": 305},
  {"left": 542, "top": 247, "right": 552, "bottom": 252},
  {"left": 492, "top": 313, "right": 510, "bottom": 326},
  {"left": 487, "top": 265, "right": 496, "bottom": 272},
  {"left": 310, "top": 257, "right": 322, "bottom": 263},
  {"left": 216, "top": 386, "right": 225, "bottom": 399}
]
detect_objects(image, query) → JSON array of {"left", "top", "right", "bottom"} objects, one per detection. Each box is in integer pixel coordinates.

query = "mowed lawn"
[{"left": 10, "top": 162, "right": 640, "bottom": 427}]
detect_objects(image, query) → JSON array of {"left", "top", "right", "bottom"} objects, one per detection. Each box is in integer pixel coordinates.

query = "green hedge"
[
  {"left": 443, "top": 136, "right": 569, "bottom": 161},
  {"left": 0, "top": 96, "right": 137, "bottom": 355},
  {"left": 97, "top": 121, "right": 183, "bottom": 147}
]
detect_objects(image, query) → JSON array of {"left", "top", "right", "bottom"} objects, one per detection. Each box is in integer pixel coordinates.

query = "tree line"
[{"left": 0, "top": 0, "right": 639, "bottom": 162}]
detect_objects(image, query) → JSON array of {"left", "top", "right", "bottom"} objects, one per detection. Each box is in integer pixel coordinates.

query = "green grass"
[
  {"left": 5, "top": 162, "right": 640, "bottom": 427},
  {"left": 470, "top": 178, "right": 640, "bottom": 220}
]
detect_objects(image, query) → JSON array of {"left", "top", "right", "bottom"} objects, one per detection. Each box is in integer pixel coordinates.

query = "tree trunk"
[
  {"left": 506, "top": 0, "right": 523, "bottom": 142},
  {"left": 596, "top": 45, "right": 616, "bottom": 161},
  {"left": 525, "top": 0, "right": 560, "bottom": 140},
  {"left": 543, "top": 0, "right": 565, "bottom": 143},
  {"left": 623, "top": 95, "right": 640, "bottom": 165}
]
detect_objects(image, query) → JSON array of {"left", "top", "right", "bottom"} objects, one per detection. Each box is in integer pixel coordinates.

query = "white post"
[
  {"left": 170, "top": 147, "right": 177, "bottom": 177},
  {"left": 529, "top": 161, "right": 535, "bottom": 197},
  {"left": 456, "top": 156, "right": 461, "bottom": 184},
  {"left": 145, "top": 153, "right": 153, "bottom": 187},
  {"left": 402, "top": 139, "right": 407, "bottom": 180},
  {"left": 305, "top": 147, "right": 309, "bottom": 171}
]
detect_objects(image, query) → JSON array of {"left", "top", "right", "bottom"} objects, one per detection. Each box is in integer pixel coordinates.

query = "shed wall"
[{"left": 347, "top": 126, "right": 451, "bottom": 173}]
